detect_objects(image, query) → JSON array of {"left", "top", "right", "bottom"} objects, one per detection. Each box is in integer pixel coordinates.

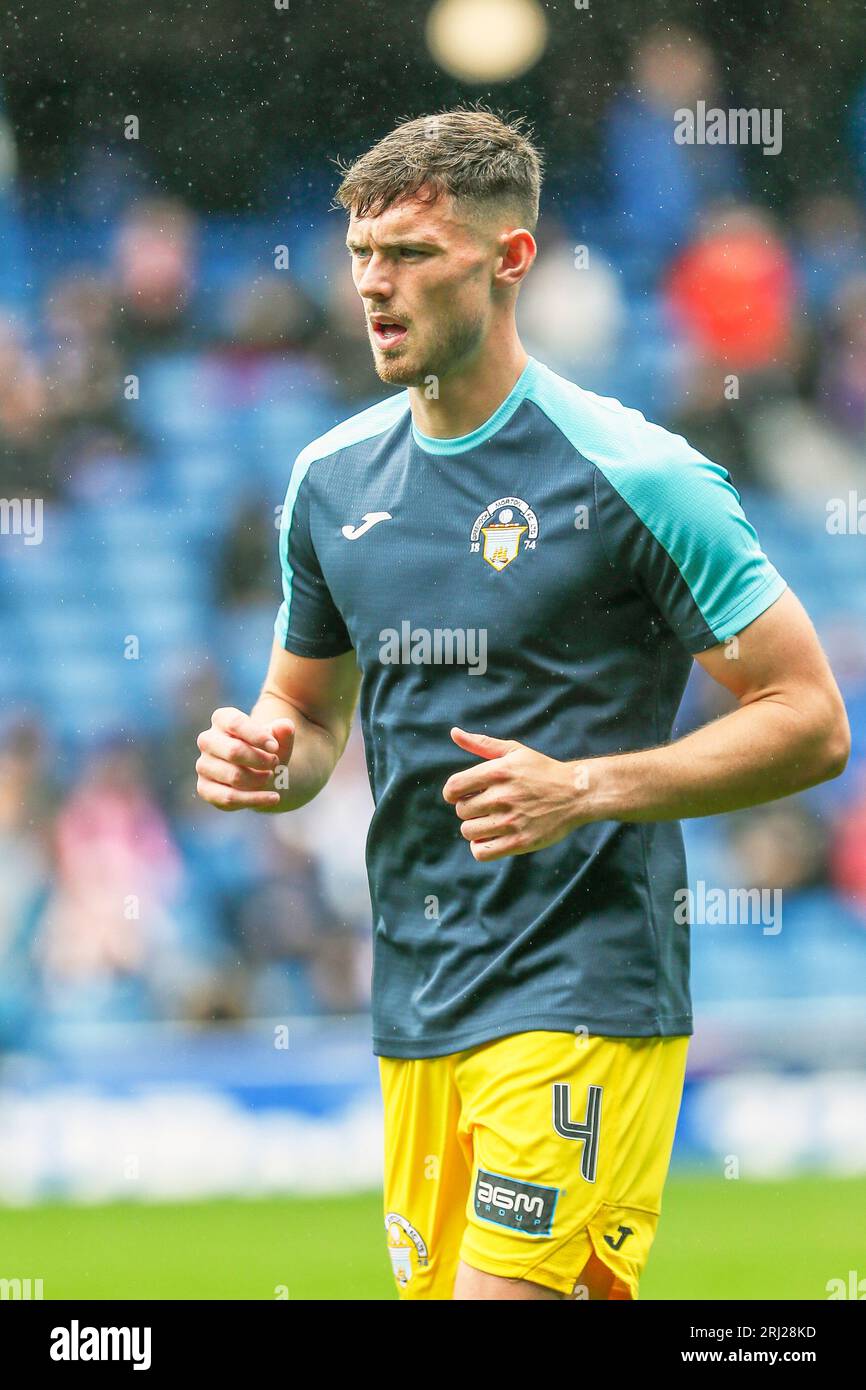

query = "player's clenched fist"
[{"left": 195, "top": 706, "right": 294, "bottom": 811}]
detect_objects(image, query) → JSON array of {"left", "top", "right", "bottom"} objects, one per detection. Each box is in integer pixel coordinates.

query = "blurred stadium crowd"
[{"left": 2, "top": 27, "right": 866, "bottom": 1051}]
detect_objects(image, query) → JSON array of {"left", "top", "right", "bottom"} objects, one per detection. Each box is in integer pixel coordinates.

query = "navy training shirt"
[{"left": 274, "top": 357, "right": 788, "bottom": 1058}]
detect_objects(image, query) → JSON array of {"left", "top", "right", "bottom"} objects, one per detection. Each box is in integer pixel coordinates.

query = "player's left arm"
[{"left": 444, "top": 588, "right": 850, "bottom": 861}]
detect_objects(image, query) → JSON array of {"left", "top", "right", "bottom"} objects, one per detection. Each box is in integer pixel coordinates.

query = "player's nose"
[{"left": 356, "top": 254, "right": 394, "bottom": 301}]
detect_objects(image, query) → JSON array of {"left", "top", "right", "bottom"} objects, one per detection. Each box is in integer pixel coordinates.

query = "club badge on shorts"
[{"left": 385, "top": 1213, "right": 429, "bottom": 1286}]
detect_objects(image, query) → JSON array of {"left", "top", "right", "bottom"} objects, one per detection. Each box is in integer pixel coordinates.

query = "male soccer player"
[{"left": 195, "top": 109, "right": 850, "bottom": 1300}]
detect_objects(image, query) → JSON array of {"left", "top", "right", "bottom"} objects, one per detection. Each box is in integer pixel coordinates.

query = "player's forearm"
[
  {"left": 250, "top": 690, "right": 342, "bottom": 812},
  {"left": 579, "top": 691, "right": 849, "bottom": 824}
]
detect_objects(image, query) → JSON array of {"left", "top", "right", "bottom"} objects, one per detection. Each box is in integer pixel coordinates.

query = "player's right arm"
[
  {"left": 198, "top": 436, "right": 361, "bottom": 813},
  {"left": 195, "top": 640, "right": 361, "bottom": 814}
]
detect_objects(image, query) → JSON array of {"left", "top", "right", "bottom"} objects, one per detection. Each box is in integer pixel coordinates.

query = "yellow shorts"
[{"left": 379, "top": 1029, "right": 689, "bottom": 1300}]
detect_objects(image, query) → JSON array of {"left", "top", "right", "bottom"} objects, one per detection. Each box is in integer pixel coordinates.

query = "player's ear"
[{"left": 495, "top": 228, "right": 536, "bottom": 287}]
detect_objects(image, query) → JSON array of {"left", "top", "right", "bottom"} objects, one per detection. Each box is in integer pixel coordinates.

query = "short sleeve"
[
  {"left": 274, "top": 457, "right": 353, "bottom": 658},
  {"left": 592, "top": 431, "right": 787, "bottom": 655}
]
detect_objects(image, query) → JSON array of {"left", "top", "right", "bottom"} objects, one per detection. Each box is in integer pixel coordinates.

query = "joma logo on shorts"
[{"left": 473, "top": 1170, "right": 558, "bottom": 1237}]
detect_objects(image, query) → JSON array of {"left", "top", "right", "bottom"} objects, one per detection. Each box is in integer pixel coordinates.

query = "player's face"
[{"left": 347, "top": 194, "right": 498, "bottom": 387}]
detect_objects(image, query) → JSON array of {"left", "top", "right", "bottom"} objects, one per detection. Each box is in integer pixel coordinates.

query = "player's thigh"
[
  {"left": 453, "top": 1259, "right": 561, "bottom": 1300},
  {"left": 452, "top": 1251, "right": 628, "bottom": 1301},
  {"left": 453, "top": 1030, "right": 690, "bottom": 1300},
  {"left": 379, "top": 1052, "right": 472, "bottom": 1300}
]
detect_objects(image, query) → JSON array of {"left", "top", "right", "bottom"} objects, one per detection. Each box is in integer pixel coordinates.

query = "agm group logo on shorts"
[{"left": 473, "top": 1169, "right": 558, "bottom": 1237}]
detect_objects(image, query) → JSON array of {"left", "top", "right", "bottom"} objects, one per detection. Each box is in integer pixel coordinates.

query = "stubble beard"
[{"left": 370, "top": 309, "right": 487, "bottom": 388}]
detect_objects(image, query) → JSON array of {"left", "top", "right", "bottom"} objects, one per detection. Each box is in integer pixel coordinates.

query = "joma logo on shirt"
[{"left": 474, "top": 1169, "right": 558, "bottom": 1236}]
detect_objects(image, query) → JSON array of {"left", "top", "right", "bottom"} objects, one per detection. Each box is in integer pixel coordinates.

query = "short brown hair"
[{"left": 334, "top": 106, "right": 543, "bottom": 230}]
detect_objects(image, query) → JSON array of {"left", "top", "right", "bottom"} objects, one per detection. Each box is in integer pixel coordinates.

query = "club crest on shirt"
[
  {"left": 470, "top": 496, "right": 539, "bottom": 571},
  {"left": 385, "top": 1212, "right": 429, "bottom": 1286}
]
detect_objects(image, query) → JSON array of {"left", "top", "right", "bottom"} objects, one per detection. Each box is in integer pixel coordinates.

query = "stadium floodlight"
[{"left": 425, "top": 0, "right": 548, "bottom": 84}]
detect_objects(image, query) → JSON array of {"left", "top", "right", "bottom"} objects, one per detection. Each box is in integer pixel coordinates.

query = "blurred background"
[{"left": 0, "top": 0, "right": 865, "bottom": 1298}]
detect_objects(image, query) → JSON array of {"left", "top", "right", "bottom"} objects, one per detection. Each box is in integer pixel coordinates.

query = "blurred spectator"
[
  {"left": 727, "top": 803, "right": 831, "bottom": 895},
  {"left": 235, "top": 838, "right": 324, "bottom": 965},
  {"left": 157, "top": 663, "right": 226, "bottom": 818},
  {"left": 218, "top": 272, "right": 323, "bottom": 359},
  {"left": 112, "top": 196, "right": 198, "bottom": 355},
  {"left": 315, "top": 225, "right": 382, "bottom": 402},
  {"left": 745, "top": 394, "right": 865, "bottom": 501},
  {"left": 816, "top": 273, "right": 866, "bottom": 441},
  {"left": 293, "top": 732, "right": 374, "bottom": 942},
  {"left": 664, "top": 204, "right": 799, "bottom": 486},
  {"left": 665, "top": 204, "right": 797, "bottom": 372},
  {"left": 847, "top": 72, "right": 866, "bottom": 195},
  {"left": 518, "top": 231, "right": 625, "bottom": 378},
  {"left": 215, "top": 494, "right": 277, "bottom": 610},
  {"left": 832, "top": 770, "right": 866, "bottom": 924},
  {"left": 36, "top": 742, "right": 187, "bottom": 1015},
  {"left": 0, "top": 78, "right": 30, "bottom": 310},
  {"left": 0, "top": 319, "right": 55, "bottom": 497},
  {"left": 234, "top": 833, "right": 359, "bottom": 1014},
  {"left": 794, "top": 193, "right": 866, "bottom": 317},
  {"left": 0, "top": 723, "right": 53, "bottom": 1048},
  {"left": 42, "top": 272, "right": 127, "bottom": 435},
  {"left": 603, "top": 26, "right": 743, "bottom": 281},
  {"left": 40, "top": 269, "right": 146, "bottom": 497}
]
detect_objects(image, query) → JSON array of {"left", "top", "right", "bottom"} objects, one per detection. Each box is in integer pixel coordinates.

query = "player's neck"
[{"left": 408, "top": 337, "right": 530, "bottom": 441}]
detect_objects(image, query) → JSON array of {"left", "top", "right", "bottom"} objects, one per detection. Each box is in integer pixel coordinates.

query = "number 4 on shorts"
[{"left": 552, "top": 1083, "right": 602, "bottom": 1183}]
